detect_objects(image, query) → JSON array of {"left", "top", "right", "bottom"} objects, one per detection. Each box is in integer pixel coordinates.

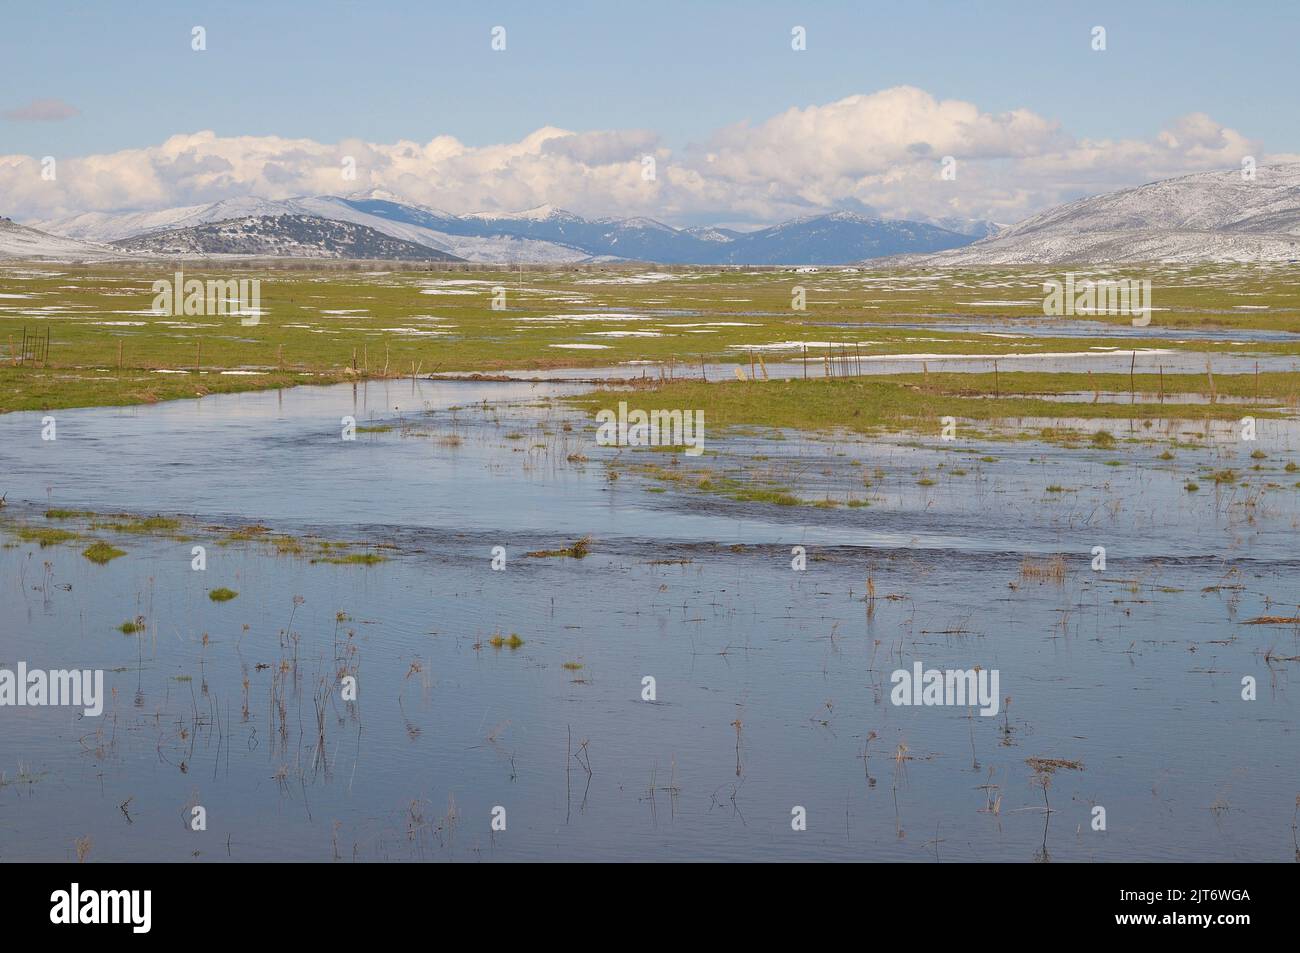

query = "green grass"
[
  {"left": 118, "top": 619, "right": 143, "bottom": 634},
  {"left": 488, "top": 632, "right": 525, "bottom": 649},
  {"left": 312, "top": 552, "right": 388, "bottom": 565},
  {"left": 568, "top": 376, "right": 1274, "bottom": 443},
  {"left": 627, "top": 463, "right": 805, "bottom": 506},
  {"left": 5, "top": 262, "right": 1300, "bottom": 415},
  {"left": 16, "top": 526, "right": 78, "bottom": 546},
  {"left": 92, "top": 515, "right": 182, "bottom": 535},
  {"left": 208, "top": 587, "right": 238, "bottom": 602},
  {"left": 82, "top": 541, "right": 126, "bottom": 563},
  {"left": 889, "top": 370, "right": 1300, "bottom": 402}
]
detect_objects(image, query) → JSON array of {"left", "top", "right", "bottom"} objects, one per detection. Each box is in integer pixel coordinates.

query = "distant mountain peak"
[
  {"left": 342, "top": 187, "right": 407, "bottom": 204},
  {"left": 466, "top": 203, "right": 581, "bottom": 223},
  {"left": 603, "top": 216, "right": 676, "bottom": 232}
]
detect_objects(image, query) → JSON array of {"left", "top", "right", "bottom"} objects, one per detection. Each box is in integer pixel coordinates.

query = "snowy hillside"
[{"left": 901, "top": 165, "right": 1300, "bottom": 264}]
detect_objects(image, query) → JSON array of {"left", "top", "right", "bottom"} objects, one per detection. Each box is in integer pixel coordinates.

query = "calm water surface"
[{"left": 0, "top": 378, "right": 1296, "bottom": 861}]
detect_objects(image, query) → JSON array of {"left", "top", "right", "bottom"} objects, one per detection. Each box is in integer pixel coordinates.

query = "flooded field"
[{"left": 3, "top": 370, "right": 1298, "bottom": 862}]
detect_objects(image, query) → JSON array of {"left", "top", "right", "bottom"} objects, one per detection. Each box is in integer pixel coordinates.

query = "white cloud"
[{"left": 0, "top": 87, "right": 1273, "bottom": 227}]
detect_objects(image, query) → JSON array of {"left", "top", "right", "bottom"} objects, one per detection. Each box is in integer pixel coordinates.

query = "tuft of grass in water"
[
  {"left": 488, "top": 632, "right": 525, "bottom": 649},
  {"left": 271, "top": 535, "right": 305, "bottom": 555},
  {"left": 208, "top": 587, "right": 238, "bottom": 602},
  {"left": 82, "top": 541, "right": 126, "bottom": 563},
  {"left": 313, "top": 552, "right": 387, "bottom": 565},
  {"left": 1020, "top": 555, "right": 1067, "bottom": 584},
  {"left": 17, "top": 526, "right": 78, "bottom": 546},
  {"left": 723, "top": 485, "right": 799, "bottom": 506},
  {"left": 1090, "top": 430, "right": 1116, "bottom": 448},
  {"left": 526, "top": 534, "right": 592, "bottom": 558},
  {"left": 118, "top": 618, "right": 144, "bottom": 634},
  {"left": 1026, "top": 757, "right": 1084, "bottom": 774},
  {"left": 1211, "top": 469, "right": 1238, "bottom": 484},
  {"left": 44, "top": 509, "right": 95, "bottom": 519},
  {"left": 1185, "top": 481, "right": 1200, "bottom": 492},
  {"left": 630, "top": 461, "right": 814, "bottom": 508},
  {"left": 356, "top": 424, "right": 392, "bottom": 433},
  {"left": 561, "top": 661, "right": 584, "bottom": 671},
  {"left": 93, "top": 515, "right": 182, "bottom": 535},
  {"left": 221, "top": 524, "right": 273, "bottom": 544}
]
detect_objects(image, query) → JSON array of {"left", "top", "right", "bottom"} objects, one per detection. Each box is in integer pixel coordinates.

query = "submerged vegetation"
[
  {"left": 3, "top": 512, "right": 395, "bottom": 569},
  {"left": 312, "top": 551, "right": 388, "bottom": 565},
  {"left": 526, "top": 535, "right": 593, "bottom": 559}
]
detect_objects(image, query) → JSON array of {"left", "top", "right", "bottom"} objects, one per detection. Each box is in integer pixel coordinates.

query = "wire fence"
[{"left": 12, "top": 326, "right": 51, "bottom": 366}]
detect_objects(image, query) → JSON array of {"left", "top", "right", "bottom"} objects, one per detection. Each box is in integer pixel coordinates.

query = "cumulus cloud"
[
  {"left": 0, "top": 87, "right": 1274, "bottom": 227},
  {"left": 2, "top": 97, "right": 80, "bottom": 121}
]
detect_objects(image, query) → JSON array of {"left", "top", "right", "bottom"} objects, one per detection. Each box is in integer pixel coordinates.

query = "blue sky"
[
  {"left": 2, "top": 1, "right": 1297, "bottom": 224},
  {"left": 4, "top": 0, "right": 1296, "bottom": 155}
]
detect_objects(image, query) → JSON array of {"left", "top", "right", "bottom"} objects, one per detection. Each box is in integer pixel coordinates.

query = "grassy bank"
[{"left": 568, "top": 374, "right": 1283, "bottom": 439}]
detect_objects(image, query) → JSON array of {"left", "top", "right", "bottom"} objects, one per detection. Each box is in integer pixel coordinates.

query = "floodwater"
[
  {"left": 1, "top": 377, "right": 1297, "bottom": 862},
  {"left": 816, "top": 318, "right": 1300, "bottom": 344},
  {"left": 436, "top": 349, "right": 1300, "bottom": 384}
]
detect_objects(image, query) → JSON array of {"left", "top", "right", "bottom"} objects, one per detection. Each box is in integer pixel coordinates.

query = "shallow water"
[
  {"left": 437, "top": 349, "right": 1300, "bottom": 384},
  {"left": 815, "top": 318, "right": 1300, "bottom": 344},
  {"left": 1, "top": 380, "right": 1297, "bottom": 861}
]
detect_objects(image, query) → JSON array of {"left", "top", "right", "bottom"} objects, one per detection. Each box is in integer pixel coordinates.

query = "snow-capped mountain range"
[
  {"left": 16, "top": 164, "right": 1300, "bottom": 265},
  {"left": 23, "top": 191, "right": 985, "bottom": 264}
]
